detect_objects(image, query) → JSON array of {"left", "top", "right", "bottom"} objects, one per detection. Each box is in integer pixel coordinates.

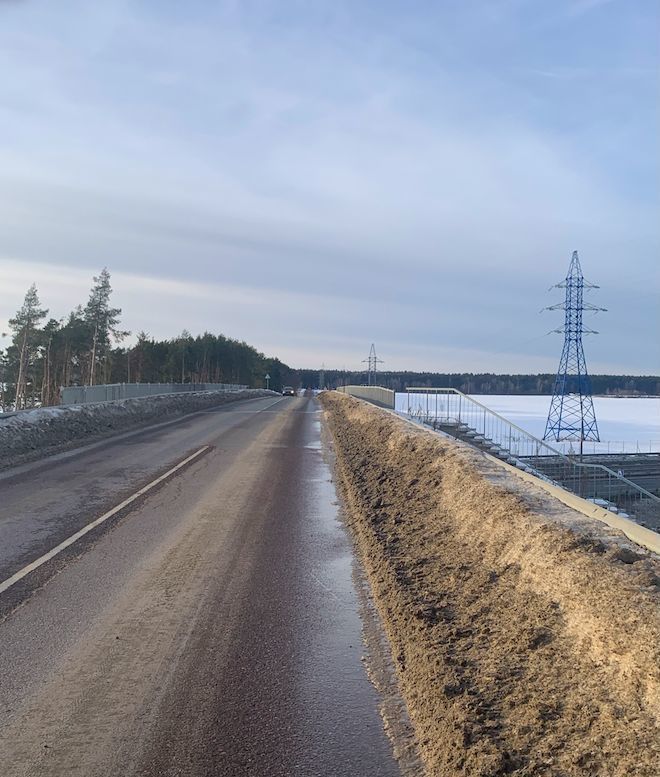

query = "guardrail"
[
  {"left": 403, "top": 387, "right": 660, "bottom": 525},
  {"left": 336, "top": 385, "right": 395, "bottom": 409},
  {"left": 60, "top": 382, "right": 249, "bottom": 405}
]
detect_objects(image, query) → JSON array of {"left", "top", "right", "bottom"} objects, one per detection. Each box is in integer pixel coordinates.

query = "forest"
[
  {"left": 2, "top": 271, "right": 657, "bottom": 411},
  {"left": 297, "top": 370, "right": 660, "bottom": 396},
  {"left": 0, "top": 270, "right": 294, "bottom": 410}
]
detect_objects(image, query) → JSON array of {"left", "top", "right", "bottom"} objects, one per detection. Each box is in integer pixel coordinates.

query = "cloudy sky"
[{"left": 0, "top": 0, "right": 657, "bottom": 372}]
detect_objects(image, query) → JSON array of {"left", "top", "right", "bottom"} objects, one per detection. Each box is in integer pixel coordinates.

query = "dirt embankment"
[
  {"left": 0, "top": 390, "right": 275, "bottom": 470},
  {"left": 321, "top": 392, "right": 660, "bottom": 777}
]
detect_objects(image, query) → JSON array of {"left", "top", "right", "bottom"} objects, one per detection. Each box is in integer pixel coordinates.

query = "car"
[{"left": 282, "top": 386, "right": 296, "bottom": 396}]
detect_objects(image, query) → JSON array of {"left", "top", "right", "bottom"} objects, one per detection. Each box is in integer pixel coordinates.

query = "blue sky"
[{"left": 0, "top": 0, "right": 657, "bottom": 372}]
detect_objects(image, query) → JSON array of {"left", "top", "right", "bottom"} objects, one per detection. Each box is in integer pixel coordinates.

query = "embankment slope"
[{"left": 321, "top": 392, "right": 660, "bottom": 777}]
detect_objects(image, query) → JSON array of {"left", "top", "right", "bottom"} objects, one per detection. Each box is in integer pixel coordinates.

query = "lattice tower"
[
  {"left": 543, "top": 250, "right": 606, "bottom": 445},
  {"left": 362, "top": 343, "right": 384, "bottom": 386}
]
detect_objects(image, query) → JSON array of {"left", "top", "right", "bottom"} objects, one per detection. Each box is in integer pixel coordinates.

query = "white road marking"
[{"left": 0, "top": 446, "right": 211, "bottom": 596}]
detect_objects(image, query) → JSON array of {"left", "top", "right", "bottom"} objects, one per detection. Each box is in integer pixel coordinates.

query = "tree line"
[
  {"left": 297, "top": 370, "right": 660, "bottom": 396},
  {"left": 3, "top": 271, "right": 656, "bottom": 411},
  {"left": 0, "top": 270, "right": 293, "bottom": 410}
]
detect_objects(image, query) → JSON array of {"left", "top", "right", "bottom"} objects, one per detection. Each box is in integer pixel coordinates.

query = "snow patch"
[{"left": 0, "top": 389, "right": 275, "bottom": 470}]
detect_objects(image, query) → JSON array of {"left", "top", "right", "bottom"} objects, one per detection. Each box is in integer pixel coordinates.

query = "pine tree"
[
  {"left": 39, "top": 318, "right": 66, "bottom": 406},
  {"left": 83, "top": 269, "right": 129, "bottom": 385},
  {"left": 8, "top": 285, "right": 48, "bottom": 409},
  {"left": 177, "top": 330, "right": 192, "bottom": 383}
]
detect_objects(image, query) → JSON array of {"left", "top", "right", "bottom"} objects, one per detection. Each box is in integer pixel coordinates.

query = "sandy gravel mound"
[
  {"left": 321, "top": 392, "right": 660, "bottom": 777},
  {"left": 0, "top": 389, "right": 275, "bottom": 470}
]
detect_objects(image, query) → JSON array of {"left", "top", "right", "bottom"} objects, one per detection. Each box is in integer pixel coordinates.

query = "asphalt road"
[{"left": 0, "top": 395, "right": 402, "bottom": 777}]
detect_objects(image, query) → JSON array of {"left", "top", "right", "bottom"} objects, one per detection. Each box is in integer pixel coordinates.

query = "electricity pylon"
[
  {"left": 543, "top": 250, "right": 606, "bottom": 452},
  {"left": 362, "top": 343, "right": 384, "bottom": 386}
]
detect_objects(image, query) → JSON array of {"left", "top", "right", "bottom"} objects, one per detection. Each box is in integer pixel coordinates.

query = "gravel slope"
[{"left": 321, "top": 392, "right": 660, "bottom": 777}]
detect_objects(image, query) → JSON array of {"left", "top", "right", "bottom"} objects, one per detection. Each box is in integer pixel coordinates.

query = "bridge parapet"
[
  {"left": 336, "top": 385, "right": 395, "bottom": 409},
  {"left": 60, "top": 382, "right": 248, "bottom": 406}
]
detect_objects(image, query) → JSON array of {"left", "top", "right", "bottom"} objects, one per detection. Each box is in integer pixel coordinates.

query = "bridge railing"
[
  {"left": 403, "top": 387, "right": 660, "bottom": 525},
  {"left": 60, "top": 382, "right": 248, "bottom": 406}
]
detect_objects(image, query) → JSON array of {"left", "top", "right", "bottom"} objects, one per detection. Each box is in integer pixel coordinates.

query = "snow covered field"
[{"left": 395, "top": 393, "right": 660, "bottom": 454}]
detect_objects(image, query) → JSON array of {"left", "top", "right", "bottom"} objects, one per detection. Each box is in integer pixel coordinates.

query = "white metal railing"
[
  {"left": 60, "top": 382, "right": 249, "bottom": 406},
  {"left": 403, "top": 387, "right": 660, "bottom": 524}
]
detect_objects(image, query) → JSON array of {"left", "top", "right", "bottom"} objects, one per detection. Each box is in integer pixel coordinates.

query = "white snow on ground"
[
  {"left": 0, "top": 389, "right": 274, "bottom": 469},
  {"left": 0, "top": 406, "right": 72, "bottom": 426},
  {"left": 395, "top": 393, "right": 660, "bottom": 454}
]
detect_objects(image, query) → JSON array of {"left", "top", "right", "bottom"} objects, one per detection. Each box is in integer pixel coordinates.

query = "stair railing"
[{"left": 404, "top": 387, "right": 660, "bottom": 524}]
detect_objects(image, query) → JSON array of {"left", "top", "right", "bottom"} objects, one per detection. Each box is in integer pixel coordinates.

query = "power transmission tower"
[
  {"left": 361, "top": 343, "right": 384, "bottom": 386},
  {"left": 543, "top": 250, "right": 606, "bottom": 453}
]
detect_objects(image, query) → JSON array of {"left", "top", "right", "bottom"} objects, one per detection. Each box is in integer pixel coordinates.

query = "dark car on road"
[{"left": 282, "top": 386, "right": 296, "bottom": 396}]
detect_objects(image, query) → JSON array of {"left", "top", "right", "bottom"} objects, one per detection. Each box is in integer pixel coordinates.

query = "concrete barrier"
[
  {"left": 60, "top": 382, "right": 248, "bottom": 405},
  {"left": 336, "top": 385, "right": 395, "bottom": 409}
]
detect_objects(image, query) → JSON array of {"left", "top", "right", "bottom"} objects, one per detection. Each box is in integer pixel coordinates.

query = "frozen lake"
[{"left": 396, "top": 393, "right": 660, "bottom": 455}]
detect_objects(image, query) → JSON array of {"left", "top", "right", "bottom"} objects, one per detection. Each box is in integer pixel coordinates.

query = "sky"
[{"left": 0, "top": 0, "right": 658, "bottom": 373}]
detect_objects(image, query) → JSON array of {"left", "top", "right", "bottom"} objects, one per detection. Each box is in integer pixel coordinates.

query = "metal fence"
[
  {"left": 403, "top": 387, "right": 660, "bottom": 525},
  {"left": 551, "top": 439, "right": 660, "bottom": 455},
  {"left": 336, "top": 385, "right": 395, "bottom": 409},
  {"left": 60, "top": 382, "right": 249, "bottom": 405}
]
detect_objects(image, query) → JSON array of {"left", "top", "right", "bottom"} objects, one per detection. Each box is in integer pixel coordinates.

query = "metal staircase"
[
  {"left": 433, "top": 419, "right": 530, "bottom": 469},
  {"left": 404, "top": 388, "right": 660, "bottom": 526}
]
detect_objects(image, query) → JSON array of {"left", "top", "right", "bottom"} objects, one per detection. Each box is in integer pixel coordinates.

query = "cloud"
[{"left": 0, "top": 0, "right": 657, "bottom": 372}]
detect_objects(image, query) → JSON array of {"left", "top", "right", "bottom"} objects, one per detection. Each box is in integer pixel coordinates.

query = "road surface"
[{"left": 0, "top": 395, "right": 402, "bottom": 777}]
